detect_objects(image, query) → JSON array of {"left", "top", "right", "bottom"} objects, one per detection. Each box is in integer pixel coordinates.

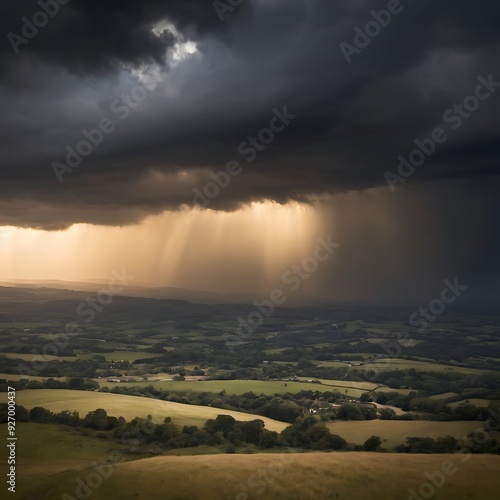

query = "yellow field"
[
  {"left": 15, "top": 389, "right": 288, "bottom": 432},
  {"left": 326, "top": 420, "right": 500, "bottom": 449},
  {"left": 36, "top": 452, "right": 500, "bottom": 500}
]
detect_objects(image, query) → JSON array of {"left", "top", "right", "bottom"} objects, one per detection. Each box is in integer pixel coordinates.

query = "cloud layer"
[{"left": 0, "top": 0, "right": 499, "bottom": 229}]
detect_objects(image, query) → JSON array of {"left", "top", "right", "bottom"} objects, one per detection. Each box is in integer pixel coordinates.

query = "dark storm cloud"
[
  {"left": 0, "top": 0, "right": 499, "bottom": 229},
  {"left": 0, "top": 0, "right": 241, "bottom": 75}
]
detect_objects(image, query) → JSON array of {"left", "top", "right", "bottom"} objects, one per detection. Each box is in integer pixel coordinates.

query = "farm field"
[
  {"left": 349, "top": 358, "right": 497, "bottom": 375},
  {"left": 36, "top": 452, "right": 500, "bottom": 500},
  {"left": 296, "top": 377, "right": 384, "bottom": 397},
  {"left": 10, "top": 423, "right": 129, "bottom": 499},
  {"left": 430, "top": 392, "right": 460, "bottom": 400},
  {"left": 325, "top": 420, "right": 499, "bottom": 449},
  {"left": 0, "top": 372, "right": 66, "bottom": 382},
  {"left": 15, "top": 389, "right": 288, "bottom": 432},
  {"left": 449, "top": 399, "right": 494, "bottom": 408},
  {"left": 94, "top": 378, "right": 329, "bottom": 395}
]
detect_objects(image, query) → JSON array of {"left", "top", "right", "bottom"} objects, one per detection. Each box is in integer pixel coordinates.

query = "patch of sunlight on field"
[{"left": 16, "top": 390, "right": 288, "bottom": 432}]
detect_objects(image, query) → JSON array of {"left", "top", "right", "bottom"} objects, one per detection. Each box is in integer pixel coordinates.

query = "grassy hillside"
[
  {"left": 16, "top": 389, "right": 288, "bottom": 432},
  {"left": 326, "top": 420, "right": 500, "bottom": 449},
  {"left": 40, "top": 452, "right": 500, "bottom": 500},
  {"left": 8, "top": 423, "right": 126, "bottom": 499}
]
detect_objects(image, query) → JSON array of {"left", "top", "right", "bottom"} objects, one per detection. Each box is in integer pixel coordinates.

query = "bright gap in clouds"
[
  {"left": 124, "top": 20, "right": 200, "bottom": 93},
  {"left": 151, "top": 20, "right": 199, "bottom": 63},
  {"left": 0, "top": 202, "right": 323, "bottom": 294}
]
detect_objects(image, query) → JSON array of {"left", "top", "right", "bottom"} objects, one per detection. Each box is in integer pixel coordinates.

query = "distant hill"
[{"left": 0, "top": 279, "right": 254, "bottom": 304}]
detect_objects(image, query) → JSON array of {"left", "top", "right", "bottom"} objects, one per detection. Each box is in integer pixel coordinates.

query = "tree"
[
  {"left": 84, "top": 409, "right": 109, "bottom": 430},
  {"left": 376, "top": 393, "right": 388, "bottom": 405},
  {"left": 211, "top": 415, "right": 236, "bottom": 437},
  {"left": 363, "top": 435, "right": 382, "bottom": 451},
  {"left": 337, "top": 404, "right": 364, "bottom": 421},
  {"left": 29, "top": 406, "right": 53, "bottom": 423},
  {"left": 239, "top": 419, "right": 264, "bottom": 445},
  {"left": 360, "top": 392, "right": 372, "bottom": 402},
  {"left": 379, "top": 408, "right": 395, "bottom": 420}
]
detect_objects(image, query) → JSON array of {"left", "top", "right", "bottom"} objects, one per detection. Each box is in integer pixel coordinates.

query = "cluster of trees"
[
  {"left": 0, "top": 357, "right": 103, "bottom": 378},
  {"left": 0, "top": 403, "right": 346, "bottom": 452},
  {"left": 0, "top": 377, "right": 99, "bottom": 392},
  {"left": 374, "top": 391, "right": 499, "bottom": 421},
  {"left": 396, "top": 435, "right": 500, "bottom": 454},
  {"left": 2, "top": 403, "right": 499, "bottom": 455}
]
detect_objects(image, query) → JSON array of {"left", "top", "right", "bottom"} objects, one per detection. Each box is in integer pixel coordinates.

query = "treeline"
[
  {"left": 0, "top": 404, "right": 349, "bottom": 452},
  {"left": 2, "top": 376, "right": 497, "bottom": 423},
  {"left": 0, "top": 377, "right": 99, "bottom": 392},
  {"left": 0, "top": 357, "right": 102, "bottom": 378},
  {"left": 395, "top": 435, "right": 500, "bottom": 454},
  {"left": 270, "top": 334, "right": 500, "bottom": 365},
  {"left": 3, "top": 404, "right": 499, "bottom": 455}
]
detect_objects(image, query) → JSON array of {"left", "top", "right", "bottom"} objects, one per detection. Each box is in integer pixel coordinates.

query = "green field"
[
  {"left": 296, "top": 378, "right": 381, "bottom": 397},
  {"left": 449, "top": 399, "right": 495, "bottom": 408},
  {"left": 38, "top": 452, "right": 500, "bottom": 499},
  {"left": 7, "top": 422, "right": 500, "bottom": 499},
  {"left": 326, "top": 420, "right": 499, "bottom": 449},
  {"left": 8, "top": 423, "right": 127, "bottom": 499},
  {"left": 16, "top": 390, "right": 288, "bottom": 432},
  {"left": 95, "top": 379, "right": 330, "bottom": 395},
  {"left": 350, "top": 358, "right": 497, "bottom": 375},
  {"left": 430, "top": 392, "right": 460, "bottom": 400}
]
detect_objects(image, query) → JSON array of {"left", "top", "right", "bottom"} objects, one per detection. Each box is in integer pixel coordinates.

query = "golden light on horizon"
[{"left": 0, "top": 201, "right": 324, "bottom": 293}]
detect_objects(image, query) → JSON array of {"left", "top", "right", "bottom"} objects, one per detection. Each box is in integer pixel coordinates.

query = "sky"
[{"left": 0, "top": 0, "right": 499, "bottom": 303}]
